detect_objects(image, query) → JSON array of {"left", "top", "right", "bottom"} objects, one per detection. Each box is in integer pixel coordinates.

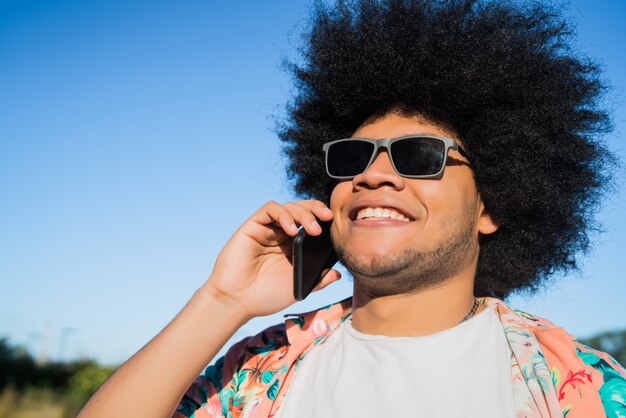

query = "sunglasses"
[{"left": 322, "top": 135, "right": 470, "bottom": 179}]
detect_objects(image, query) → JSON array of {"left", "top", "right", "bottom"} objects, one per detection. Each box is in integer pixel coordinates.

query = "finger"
[
  {"left": 313, "top": 205, "right": 334, "bottom": 221},
  {"left": 311, "top": 269, "right": 342, "bottom": 293},
  {"left": 254, "top": 201, "right": 299, "bottom": 236},
  {"left": 284, "top": 202, "right": 322, "bottom": 236},
  {"left": 293, "top": 200, "right": 334, "bottom": 222}
]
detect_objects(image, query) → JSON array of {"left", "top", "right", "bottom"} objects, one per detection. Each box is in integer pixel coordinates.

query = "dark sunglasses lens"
[
  {"left": 390, "top": 137, "right": 445, "bottom": 176},
  {"left": 327, "top": 140, "right": 375, "bottom": 177}
]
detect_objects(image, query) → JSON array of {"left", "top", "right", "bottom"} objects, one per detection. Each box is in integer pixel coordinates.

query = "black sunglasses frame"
[{"left": 322, "top": 135, "right": 470, "bottom": 180}]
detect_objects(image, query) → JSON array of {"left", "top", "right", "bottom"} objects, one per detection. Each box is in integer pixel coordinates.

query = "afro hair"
[{"left": 279, "top": 0, "right": 615, "bottom": 299}]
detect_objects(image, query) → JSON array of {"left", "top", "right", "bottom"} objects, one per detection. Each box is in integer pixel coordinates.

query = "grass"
[{"left": 0, "top": 387, "right": 81, "bottom": 418}]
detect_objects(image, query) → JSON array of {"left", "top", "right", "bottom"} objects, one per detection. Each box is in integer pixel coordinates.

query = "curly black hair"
[{"left": 279, "top": 0, "right": 615, "bottom": 299}]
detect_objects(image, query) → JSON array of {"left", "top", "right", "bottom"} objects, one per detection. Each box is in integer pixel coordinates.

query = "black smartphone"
[{"left": 292, "top": 220, "right": 339, "bottom": 301}]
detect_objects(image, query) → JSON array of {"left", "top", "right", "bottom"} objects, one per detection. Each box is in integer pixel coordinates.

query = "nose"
[{"left": 352, "top": 150, "right": 405, "bottom": 191}]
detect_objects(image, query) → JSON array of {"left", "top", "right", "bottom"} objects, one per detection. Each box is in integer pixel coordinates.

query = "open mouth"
[{"left": 350, "top": 206, "right": 413, "bottom": 222}]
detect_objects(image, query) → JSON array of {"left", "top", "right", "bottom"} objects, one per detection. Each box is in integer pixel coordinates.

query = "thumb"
[{"left": 312, "top": 269, "right": 342, "bottom": 293}]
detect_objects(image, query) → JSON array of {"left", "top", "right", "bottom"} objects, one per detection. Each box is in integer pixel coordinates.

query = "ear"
[{"left": 477, "top": 200, "right": 498, "bottom": 235}]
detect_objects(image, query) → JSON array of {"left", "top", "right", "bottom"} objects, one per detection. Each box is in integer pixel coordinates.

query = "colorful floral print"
[{"left": 175, "top": 298, "right": 626, "bottom": 418}]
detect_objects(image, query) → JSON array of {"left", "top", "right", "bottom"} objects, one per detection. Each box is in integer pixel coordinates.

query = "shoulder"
[
  {"left": 222, "top": 296, "right": 353, "bottom": 362},
  {"left": 231, "top": 322, "right": 289, "bottom": 358},
  {"left": 185, "top": 299, "right": 351, "bottom": 417},
  {"left": 175, "top": 322, "right": 292, "bottom": 418},
  {"left": 484, "top": 297, "right": 626, "bottom": 417},
  {"left": 484, "top": 296, "right": 625, "bottom": 376},
  {"left": 283, "top": 297, "right": 352, "bottom": 343}
]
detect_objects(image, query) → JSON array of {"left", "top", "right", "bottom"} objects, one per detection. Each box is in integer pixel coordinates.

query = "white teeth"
[{"left": 355, "top": 207, "right": 410, "bottom": 221}]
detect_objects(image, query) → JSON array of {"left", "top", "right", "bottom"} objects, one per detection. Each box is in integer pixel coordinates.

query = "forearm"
[{"left": 78, "top": 285, "right": 250, "bottom": 418}]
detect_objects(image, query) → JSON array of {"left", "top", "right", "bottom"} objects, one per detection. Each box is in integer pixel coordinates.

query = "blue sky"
[{"left": 1, "top": 0, "right": 625, "bottom": 365}]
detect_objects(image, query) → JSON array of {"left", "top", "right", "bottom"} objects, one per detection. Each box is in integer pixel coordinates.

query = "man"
[{"left": 80, "top": 0, "right": 626, "bottom": 417}]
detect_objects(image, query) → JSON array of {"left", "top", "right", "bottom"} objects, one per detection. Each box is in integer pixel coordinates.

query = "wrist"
[{"left": 196, "top": 282, "right": 252, "bottom": 326}]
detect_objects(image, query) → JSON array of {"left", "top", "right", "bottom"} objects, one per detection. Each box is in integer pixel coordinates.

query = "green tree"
[
  {"left": 67, "top": 362, "right": 115, "bottom": 407},
  {"left": 0, "top": 337, "right": 36, "bottom": 391}
]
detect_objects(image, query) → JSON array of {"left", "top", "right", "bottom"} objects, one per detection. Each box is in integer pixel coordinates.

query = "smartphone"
[{"left": 292, "top": 220, "right": 339, "bottom": 301}]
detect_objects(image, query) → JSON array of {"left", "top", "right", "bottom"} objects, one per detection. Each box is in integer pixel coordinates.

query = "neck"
[{"left": 351, "top": 269, "right": 481, "bottom": 337}]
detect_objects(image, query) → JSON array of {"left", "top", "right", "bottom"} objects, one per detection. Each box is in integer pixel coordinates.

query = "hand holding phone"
[{"left": 206, "top": 200, "right": 340, "bottom": 320}]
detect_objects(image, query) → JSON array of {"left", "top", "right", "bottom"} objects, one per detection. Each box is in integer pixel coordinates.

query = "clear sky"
[{"left": 1, "top": 0, "right": 625, "bottom": 366}]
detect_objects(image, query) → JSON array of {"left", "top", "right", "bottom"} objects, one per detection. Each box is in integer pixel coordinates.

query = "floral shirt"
[{"left": 174, "top": 297, "right": 626, "bottom": 418}]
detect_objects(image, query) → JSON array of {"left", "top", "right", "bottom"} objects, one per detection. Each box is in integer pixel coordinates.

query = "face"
[{"left": 329, "top": 112, "right": 497, "bottom": 297}]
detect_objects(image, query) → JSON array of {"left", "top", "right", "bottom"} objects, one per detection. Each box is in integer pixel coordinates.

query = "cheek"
[
  {"left": 329, "top": 183, "right": 352, "bottom": 246},
  {"left": 329, "top": 182, "right": 350, "bottom": 213},
  {"left": 412, "top": 180, "right": 460, "bottom": 208},
  {"left": 413, "top": 175, "right": 477, "bottom": 225}
]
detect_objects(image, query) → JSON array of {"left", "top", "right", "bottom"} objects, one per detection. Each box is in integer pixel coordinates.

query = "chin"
[
  {"left": 340, "top": 237, "right": 414, "bottom": 258},
  {"left": 334, "top": 228, "right": 476, "bottom": 298},
  {"left": 334, "top": 242, "right": 410, "bottom": 278}
]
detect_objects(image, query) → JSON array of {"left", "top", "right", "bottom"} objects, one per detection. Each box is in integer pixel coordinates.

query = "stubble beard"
[{"left": 334, "top": 209, "right": 478, "bottom": 298}]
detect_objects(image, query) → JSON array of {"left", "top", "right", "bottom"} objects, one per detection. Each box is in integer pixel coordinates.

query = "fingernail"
[{"left": 290, "top": 224, "right": 298, "bottom": 232}]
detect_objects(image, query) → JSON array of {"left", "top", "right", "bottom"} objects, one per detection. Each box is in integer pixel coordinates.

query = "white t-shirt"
[{"left": 277, "top": 307, "right": 516, "bottom": 418}]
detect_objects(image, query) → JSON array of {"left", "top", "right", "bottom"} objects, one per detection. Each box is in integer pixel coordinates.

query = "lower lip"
[{"left": 352, "top": 218, "right": 412, "bottom": 227}]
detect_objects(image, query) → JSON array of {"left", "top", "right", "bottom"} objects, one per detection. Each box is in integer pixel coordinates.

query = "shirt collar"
[{"left": 283, "top": 296, "right": 559, "bottom": 344}]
